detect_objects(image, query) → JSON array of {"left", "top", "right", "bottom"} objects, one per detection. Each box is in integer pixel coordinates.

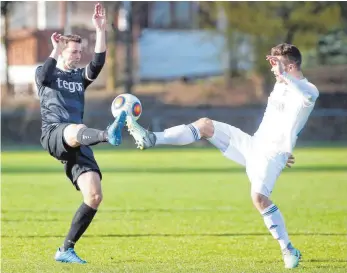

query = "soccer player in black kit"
[{"left": 35, "top": 3, "right": 126, "bottom": 264}]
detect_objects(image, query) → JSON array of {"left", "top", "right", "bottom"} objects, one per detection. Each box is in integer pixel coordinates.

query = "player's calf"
[
  {"left": 155, "top": 123, "right": 201, "bottom": 145},
  {"left": 126, "top": 116, "right": 203, "bottom": 149},
  {"left": 63, "top": 112, "right": 126, "bottom": 148},
  {"left": 251, "top": 191, "right": 300, "bottom": 267},
  {"left": 64, "top": 123, "right": 108, "bottom": 147},
  {"left": 251, "top": 192, "right": 291, "bottom": 250},
  {"left": 60, "top": 171, "right": 101, "bottom": 253},
  {"left": 127, "top": 116, "right": 234, "bottom": 153}
]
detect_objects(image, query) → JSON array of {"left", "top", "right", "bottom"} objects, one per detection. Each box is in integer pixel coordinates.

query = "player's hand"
[
  {"left": 51, "top": 32, "right": 65, "bottom": 52},
  {"left": 286, "top": 154, "right": 295, "bottom": 168},
  {"left": 266, "top": 55, "right": 284, "bottom": 76},
  {"left": 92, "top": 3, "right": 106, "bottom": 32}
]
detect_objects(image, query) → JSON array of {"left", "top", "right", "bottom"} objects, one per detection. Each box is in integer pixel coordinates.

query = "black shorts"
[{"left": 41, "top": 123, "right": 102, "bottom": 190}]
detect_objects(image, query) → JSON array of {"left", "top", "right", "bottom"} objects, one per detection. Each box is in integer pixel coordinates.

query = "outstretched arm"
[
  {"left": 83, "top": 3, "right": 107, "bottom": 87},
  {"left": 279, "top": 72, "right": 318, "bottom": 104},
  {"left": 266, "top": 55, "right": 319, "bottom": 104},
  {"left": 93, "top": 3, "right": 106, "bottom": 53}
]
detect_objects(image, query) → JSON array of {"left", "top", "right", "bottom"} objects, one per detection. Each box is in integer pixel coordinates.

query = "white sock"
[
  {"left": 206, "top": 121, "right": 230, "bottom": 153},
  {"left": 262, "top": 204, "right": 291, "bottom": 250},
  {"left": 154, "top": 124, "right": 201, "bottom": 146}
]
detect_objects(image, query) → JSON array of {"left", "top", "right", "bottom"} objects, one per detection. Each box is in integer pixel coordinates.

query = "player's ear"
[{"left": 290, "top": 63, "right": 298, "bottom": 71}]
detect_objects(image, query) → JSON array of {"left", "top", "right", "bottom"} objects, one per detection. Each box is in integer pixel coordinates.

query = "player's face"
[
  {"left": 61, "top": 42, "right": 82, "bottom": 69},
  {"left": 272, "top": 56, "right": 296, "bottom": 83}
]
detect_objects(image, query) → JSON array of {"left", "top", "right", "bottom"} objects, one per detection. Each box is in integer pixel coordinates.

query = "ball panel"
[
  {"left": 132, "top": 102, "right": 142, "bottom": 117},
  {"left": 113, "top": 96, "right": 126, "bottom": 109}
]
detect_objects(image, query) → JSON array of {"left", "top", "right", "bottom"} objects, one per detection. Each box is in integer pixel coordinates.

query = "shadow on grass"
[
  {"left": 306, "top": 259, "right": 347, "bottom": 263},
  {"left": 2, "top": 166, "right": 346, "bottom": 174},
  {"left": 2, "top": 232, "right": 346, "bottom": 238},
  {"left": 253, "top": 259, "right": 347, "bottom": 264}
]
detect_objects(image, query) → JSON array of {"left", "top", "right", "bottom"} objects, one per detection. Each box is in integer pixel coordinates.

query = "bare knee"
[
  {"left": 251, "top": 192, "right": 272, "bottom": 212},
  {"left": 63, "top": 124, "right": 86, "bottom": 147},
  {"left": 193, "top": 117, "right": 214, "bottom": 138},
  {"left": 77, "top": 172, "right": 103, "bottom": 209},
  {"left": 85, "top": 192, "right": 103, "bottom": 208}
]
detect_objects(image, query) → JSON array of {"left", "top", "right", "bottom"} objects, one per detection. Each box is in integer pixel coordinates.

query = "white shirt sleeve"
[{"left": 280, "top": 72, "right": 319, "bottom": 105}]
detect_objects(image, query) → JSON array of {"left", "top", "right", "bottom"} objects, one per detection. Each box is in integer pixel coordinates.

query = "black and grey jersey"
[
  {"left": 35, "top": 52, "right": 105, "bottom": 136},
  {"left": 36, "top": 65, "right": 89, "bottom": 134}
]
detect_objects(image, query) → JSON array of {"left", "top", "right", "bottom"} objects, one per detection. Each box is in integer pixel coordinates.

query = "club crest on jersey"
[{"left": 56, "top": 78, "right": 83, "bottom": 93}]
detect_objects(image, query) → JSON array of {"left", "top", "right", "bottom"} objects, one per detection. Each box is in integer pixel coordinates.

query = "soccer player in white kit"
[{"left": 126, "top": 43, "right": 319, "bottom": 269}]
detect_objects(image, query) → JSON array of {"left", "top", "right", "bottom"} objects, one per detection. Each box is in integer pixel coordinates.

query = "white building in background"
[
  {"left": 138, "top": 29, "right": 252, "bottom": 81},
  {"left": 2, "top": 1, "right": 100, "bottom": 92},
  {"left": 4, "top": 1, "right": 253, "bottom": 89}
]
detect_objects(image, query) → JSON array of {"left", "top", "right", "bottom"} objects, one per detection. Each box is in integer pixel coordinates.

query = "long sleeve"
[
  {"left": 82, "top": 51, "right": 106, "bottom": 88},
  {"left": 279, "top": 72, "right": 319, "bottom": 104},
  {"left": 36, "top": 57, "right": 57, "bottom": 86}
]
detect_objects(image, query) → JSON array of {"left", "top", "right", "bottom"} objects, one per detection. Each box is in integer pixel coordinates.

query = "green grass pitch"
[{"left": 2, "top": 147, "right": 347, "bottom": 273}]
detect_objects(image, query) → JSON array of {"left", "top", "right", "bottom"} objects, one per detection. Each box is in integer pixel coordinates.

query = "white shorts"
[{"left": 212, "top": 121, "right": 289, "bottom": 197}]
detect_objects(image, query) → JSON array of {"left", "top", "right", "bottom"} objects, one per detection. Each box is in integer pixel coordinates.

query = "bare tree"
[
  {"left": 338, "top": 2, "right": 347, "bottom": 27},
  {"left": 104, "top": 1, "right": 121, "bottom": 92},
  {"left": 1, "top": 2, "right": 12, "bottom": 96}
]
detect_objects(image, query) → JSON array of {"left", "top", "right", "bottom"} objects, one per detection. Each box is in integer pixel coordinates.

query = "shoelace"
[
  {"left": 65, "top": 249, "right": 84, "bottom": 262},
  {"left": 283, "top": 248, "right": 299, "bottom": 257}
]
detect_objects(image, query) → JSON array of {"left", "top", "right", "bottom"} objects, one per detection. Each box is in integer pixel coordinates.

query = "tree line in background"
[
  {"left": 1, "top": 1, "right": 346, "bottom": 95},
  {"left": 201, "top": 1, "right": 346, "bottom": 80}
]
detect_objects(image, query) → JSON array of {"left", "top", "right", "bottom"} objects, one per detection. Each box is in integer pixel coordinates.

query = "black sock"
[
  {"left": 63, "top": 203, "right": 97, "bottom": 251},
  {"left": 76, "top": 127, "right": 108, "bottom": 146}
]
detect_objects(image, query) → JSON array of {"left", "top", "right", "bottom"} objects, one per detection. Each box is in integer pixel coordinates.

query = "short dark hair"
[
  {"left": 61, "top": 34, "right": 82, "bottom": 48},
  {"left": 271, "top": 43, "right": 302, "bottom": 69}
]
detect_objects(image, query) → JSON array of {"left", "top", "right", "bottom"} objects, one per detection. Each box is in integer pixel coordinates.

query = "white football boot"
[
  {"left": 283, "top": 246, "right": 302, "bottom": 269},
  {"left": 126, "top": 116, "right": 156, "bottom": 150}
]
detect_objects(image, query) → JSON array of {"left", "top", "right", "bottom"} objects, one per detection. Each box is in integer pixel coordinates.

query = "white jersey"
[{"left": 253, "top": 73, "right": 319, "bottom": 153}]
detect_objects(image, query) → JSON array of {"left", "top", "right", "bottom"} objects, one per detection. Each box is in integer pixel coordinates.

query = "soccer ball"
[{"left": 111, "top": 93, "right": 142, "bottom": 120}]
